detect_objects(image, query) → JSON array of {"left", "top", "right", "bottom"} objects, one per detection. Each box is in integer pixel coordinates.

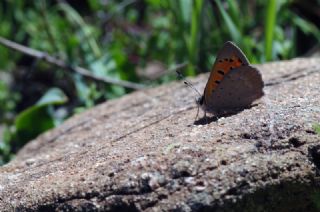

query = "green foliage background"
[{"left": 0, "top": 0, "right": 319, "bottom": 165}]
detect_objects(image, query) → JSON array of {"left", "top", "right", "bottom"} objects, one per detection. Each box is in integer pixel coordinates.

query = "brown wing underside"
[{"left": 204, "top": 65, "right": 264, "bottom": 112}]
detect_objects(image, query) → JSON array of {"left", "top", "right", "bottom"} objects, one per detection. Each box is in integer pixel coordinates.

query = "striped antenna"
[{"left": 176, "top": 70, "right": 202, "bottom": 97}]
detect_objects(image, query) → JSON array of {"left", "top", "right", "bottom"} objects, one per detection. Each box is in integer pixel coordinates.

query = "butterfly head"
[
  {"left": 194, "top": 95, "right": 205, "bottom": 120},
  {"left": 196, "top": 95, "right": 204, "bottom": 106}
]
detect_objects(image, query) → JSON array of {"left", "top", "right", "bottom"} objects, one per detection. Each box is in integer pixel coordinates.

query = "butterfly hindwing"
[{"left": 204, "top": 65, "right": 264, "bottom": 112}]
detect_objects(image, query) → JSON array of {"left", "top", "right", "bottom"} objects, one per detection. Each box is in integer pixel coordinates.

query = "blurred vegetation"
[
  {"left": 314, "top": 124, "right": 320, "bottom": 135},
  {"left": 0, "top": 0, "right": 319, "bottom": 165}
]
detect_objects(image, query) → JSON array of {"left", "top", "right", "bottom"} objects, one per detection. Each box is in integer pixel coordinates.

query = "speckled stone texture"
[{"left": 0, "top": 58, "right": 320, "bottom": 211}]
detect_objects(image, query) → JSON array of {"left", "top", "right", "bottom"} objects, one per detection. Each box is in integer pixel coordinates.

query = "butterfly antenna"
[
  {"left": 176, "top": 69, "right": 203, "bottom": 122},
  {"left": 176, "top": 70, "right": 202, "bottom": 98}
]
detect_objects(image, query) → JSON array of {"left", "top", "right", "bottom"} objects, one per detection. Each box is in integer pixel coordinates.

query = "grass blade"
[
  {"left": 186, "top": 0, "right": 204, "bottom": 76},
  {"left": 216, "top": 0, "right": 241, "bottom": 43},
  {"left": 264, "top": 0, "right": 277, "bottom": 61}
]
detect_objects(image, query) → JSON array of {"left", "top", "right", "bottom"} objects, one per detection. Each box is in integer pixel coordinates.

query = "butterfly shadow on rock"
[{"left": 193, "top": 104, "right": 258, "bottom": 125}]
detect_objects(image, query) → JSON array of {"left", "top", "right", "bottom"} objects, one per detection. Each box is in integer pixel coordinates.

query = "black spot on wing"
[{"left": 218, "top": 70, "right": 225, "bottom": 75}]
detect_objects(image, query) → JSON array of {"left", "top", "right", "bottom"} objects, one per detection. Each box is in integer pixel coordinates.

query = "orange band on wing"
[{"left": 205, "top": 55, "right": 244, "bottom": 95}]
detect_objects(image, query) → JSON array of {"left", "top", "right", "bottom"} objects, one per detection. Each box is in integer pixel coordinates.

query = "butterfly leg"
[
  {"left": 195, "top": 104, "right": 200, "bottom": 121},
  {"left": 204, "top": 111, "right": 209, "bottom": 124}
]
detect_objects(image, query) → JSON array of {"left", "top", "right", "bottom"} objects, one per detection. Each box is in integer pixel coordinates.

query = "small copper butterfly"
[{"left": 197, "top": 41, "right": 264, "bottom": 116}]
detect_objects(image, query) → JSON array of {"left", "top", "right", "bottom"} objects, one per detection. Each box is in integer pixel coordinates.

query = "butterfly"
[{"left": 197, "top": 41, "right": 264, "bottom": 117}]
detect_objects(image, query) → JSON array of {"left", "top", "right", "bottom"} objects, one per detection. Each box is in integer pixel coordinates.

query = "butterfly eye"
[
  {"left": 229, "top": 58, "right": 234, "bottom": 62},
  {"left": 197, "top": 96, "right": 204, "bottom": 105}
]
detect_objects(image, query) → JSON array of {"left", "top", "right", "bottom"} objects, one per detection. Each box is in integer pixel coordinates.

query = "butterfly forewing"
[{"left": 204, "top": 42, "right": 250, "bottom": 101}]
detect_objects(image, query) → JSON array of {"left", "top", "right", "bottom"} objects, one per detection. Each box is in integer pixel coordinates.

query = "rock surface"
[{"left": 0, "top": 58, "right": 320, "bottom": 211}]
